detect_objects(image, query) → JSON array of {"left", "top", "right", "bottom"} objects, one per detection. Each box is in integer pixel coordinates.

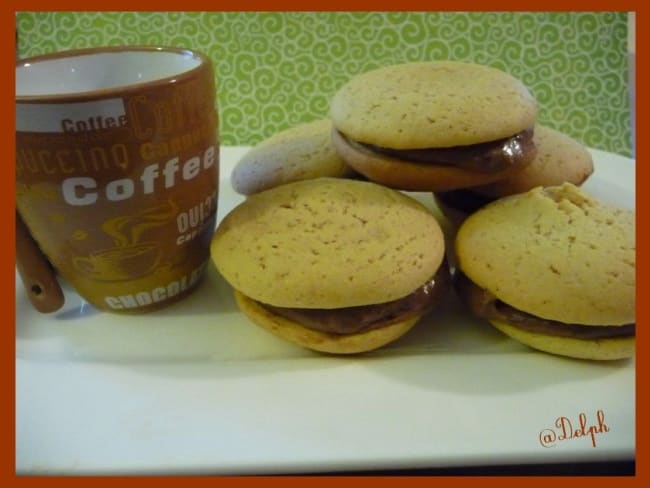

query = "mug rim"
[{"left": 15, "top": 45, "right": 213, "bottom": 103}]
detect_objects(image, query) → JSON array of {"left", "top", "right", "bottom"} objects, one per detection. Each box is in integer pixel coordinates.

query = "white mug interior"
[{"left": 16, "top": 48, "right": 204, "bottom": 97}]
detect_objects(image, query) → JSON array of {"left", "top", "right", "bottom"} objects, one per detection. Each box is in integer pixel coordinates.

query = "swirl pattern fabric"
[{"left": 16, "top": 12, "right": 632, "bottom": 157}]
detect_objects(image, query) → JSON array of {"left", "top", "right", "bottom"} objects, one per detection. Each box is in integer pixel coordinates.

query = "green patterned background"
[{"left": 16, "top": 12, "right": 632, "bottom": 157}]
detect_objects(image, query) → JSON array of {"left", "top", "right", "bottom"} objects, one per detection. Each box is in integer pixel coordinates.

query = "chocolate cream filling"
[
  {"left": 342, "top": 128, "right": 536, "bottom": 174},
  {"left": 261, "top": 263, "right": 451, "bottom": 335},
  {"left": 455, "top": 272, "right": 635, "bottom": 339},
  {"left": 435, "top": 189, "right": 495, "bottom": 214}
]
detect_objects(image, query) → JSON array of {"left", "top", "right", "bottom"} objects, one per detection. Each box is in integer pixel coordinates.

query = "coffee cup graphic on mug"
[{"left": 16, "top": 46, "right": 219, "bottom": 313}]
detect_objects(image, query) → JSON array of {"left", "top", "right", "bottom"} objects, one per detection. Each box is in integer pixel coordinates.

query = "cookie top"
[
  {"left": 455, "top": 183, "right": 635, "bottom": 325},
  {"left": 330, "top": 61, "right": 537, "bottom": 149},
  {"left": 212, "top": 178, "right": 445, "bottom": 308},
  {"left": 472, "top": 125, "right": 594, "bottom": 197},
  {"left": 231, "top": 118, "right": 355, "bottom": 195}
]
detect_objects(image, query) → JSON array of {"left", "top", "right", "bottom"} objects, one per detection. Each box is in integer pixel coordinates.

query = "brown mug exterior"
[{"left": 16, "top": 46, "right": 219, "bottom": 313}]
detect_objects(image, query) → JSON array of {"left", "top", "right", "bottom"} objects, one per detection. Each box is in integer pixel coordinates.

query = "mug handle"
[{"left": 15, "top": 211, "right": 65, "bottom": 313}]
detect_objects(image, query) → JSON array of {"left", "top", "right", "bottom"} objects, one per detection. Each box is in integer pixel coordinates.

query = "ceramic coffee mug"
[{"left": 16, "top": 46, "right": 219, "bottom": 313}]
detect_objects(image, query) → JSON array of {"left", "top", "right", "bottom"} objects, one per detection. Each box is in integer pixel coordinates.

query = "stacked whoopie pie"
[
  {"left": 211, "top": 178, "right": 449, "bottom": 354},
  {"left": 211, "top": 60, "right": 634, "bottom": 360},
  {"left": 454, "top": 183, "right": 635, "bottom": 360},
  {"left": 329, "top": 61, "right": 539, "bottom": 192}
]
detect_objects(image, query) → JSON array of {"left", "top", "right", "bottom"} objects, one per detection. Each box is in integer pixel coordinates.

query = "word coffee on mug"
[{"left": 16, "top": 47, "right": 219, "bottom": 313}]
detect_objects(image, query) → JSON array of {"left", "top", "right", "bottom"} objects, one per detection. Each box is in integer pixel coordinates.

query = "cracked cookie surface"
[
  {"left": 455, "top": 183, "right": 635, "bottom": 325},
  {"left": 212, "top": 177, "right": 445, "bottom": 308}
]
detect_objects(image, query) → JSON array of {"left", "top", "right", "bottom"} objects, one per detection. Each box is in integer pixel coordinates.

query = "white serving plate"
[{"left": 15, "top": 146, "right": 635, "bottom": 475}]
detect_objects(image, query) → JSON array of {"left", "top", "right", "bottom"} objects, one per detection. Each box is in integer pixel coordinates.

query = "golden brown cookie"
[
  {"left": 454, "top": 183, "right": 635, "bottom": 360},
  {"left": 489, "top": 320, "right": 635, "bottom": 361},
  {"left": 330, "top": 61, "right": 538, "bottom": 191},
  {"left": 231, "top": 118, "right": 356, "bottom": 195},
  {"left": 211, "top": 178, "right": 450, "bottom": 353}
]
